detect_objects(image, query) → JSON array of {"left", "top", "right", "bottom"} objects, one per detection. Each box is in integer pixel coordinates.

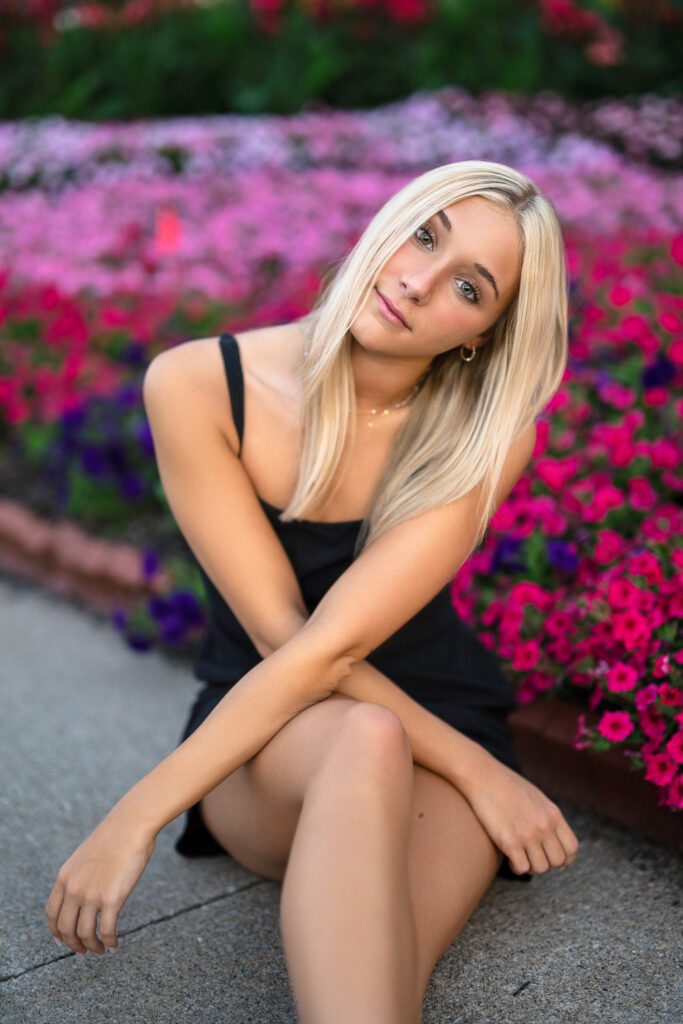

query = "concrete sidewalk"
[{"left": 1, "top": 574, "right": 681, "bottom": 1024}]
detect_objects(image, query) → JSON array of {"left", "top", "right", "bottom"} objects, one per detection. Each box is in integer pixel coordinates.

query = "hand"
[
  {"left": 457, "top": 756, "right": 580, "bottom": 876},
  {"left": 44, "top": 811, "right": 157, "bottom": 956}
]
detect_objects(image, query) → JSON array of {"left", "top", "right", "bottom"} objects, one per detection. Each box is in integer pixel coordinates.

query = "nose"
[{"left": 399, "top": 265, "right": 440, "bottom": 302}]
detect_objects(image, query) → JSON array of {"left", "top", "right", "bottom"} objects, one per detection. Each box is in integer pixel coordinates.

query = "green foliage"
[{"left": 0, "top": 0, "right": 678, "bottom": 119}]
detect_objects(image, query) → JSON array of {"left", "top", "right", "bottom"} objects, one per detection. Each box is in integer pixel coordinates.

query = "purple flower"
[
  {"left": 80, "top": 444, "right": 108, "bottom": 476},
  {"left": 547, "top": 540, "right": 578, "bottom": 573},
  {"left": 641, "top": 352, "right": 675, "bottom": 390},
  {"left": 121, "top": 472, "right": 144, "bottom": 499},
  {"left": 491, "top": 536, "right": 525, "bottom": 574},
  {"left": 169, "top": 588, "right": 205, "bottom": 627},
  {"left": 141, "top": 549, "right": 160, "bottom": 580}
]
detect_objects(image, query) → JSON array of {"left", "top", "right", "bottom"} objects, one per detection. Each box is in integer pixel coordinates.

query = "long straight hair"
[{"left": 278, "top": 160, "right": 568, "bottom": 561}]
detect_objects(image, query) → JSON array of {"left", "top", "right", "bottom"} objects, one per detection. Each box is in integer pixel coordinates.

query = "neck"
[{"left": 350, "top": 338, "right": 432, "bottom": 409}]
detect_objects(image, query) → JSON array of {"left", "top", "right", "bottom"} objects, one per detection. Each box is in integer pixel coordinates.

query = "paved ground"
[{"left": 1, "top": 573, "right": 681, "bottom": 1024}]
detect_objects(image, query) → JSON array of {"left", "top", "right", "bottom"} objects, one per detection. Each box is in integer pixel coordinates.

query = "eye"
[
  {"left": 413, "top": 223, "right": 482, "bottom": 305},
  {"left": 415, "top": 224, "right": 435, "bottom": 248}
]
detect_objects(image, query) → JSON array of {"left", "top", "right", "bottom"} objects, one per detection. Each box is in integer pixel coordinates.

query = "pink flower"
[
  {"left": 639, "top": 708, "right": 668, "bottom": 743},
  {"left": 671, "top": 232, "right": 683, "bottom": 265},
  {"left": 635, "top": 683, "right": 660, "bottom": 712},
  {"left": 609, "top": 283, "right": 632, "bottom": 306},
  {"left": 154, "top": 206, "right": 182, "bottom": 255},
  {"left": 607, "top": 577, "right": 641, "bottom": 611},
  {"left": 664, "top": 774, "right": 683, "bottom": 810},
  {"left": 605, "top": 661, "right": 638, "bottom": 693},
  {"left": 652, "top": 654, "right": 670, "bottom": 679},
  {"left": 536, "top": 455, "right": 580, "bottom": 490},
  {"left": 644, "top": 752, "right": 678, "bottom": 786},
  {"left": 597, "top": 710, "right": 634, "bottom": 742},
  {"left": 593, "top": 529, "right": 625, "bottom": 564},
  {"left": 658, "top": 683, "right": 683, "bottom": 707},
  {"left": 627, "top": 550, "right": 664, "bottom": 585},
  {"left": 512, "top": 639, "right": 542, "bottom": 671},
  {"left": 665, "top": 731, "right": 683, "bottom": 764},
  {"left": 611, "top": 609, "right": 651, "bottom": 650}
]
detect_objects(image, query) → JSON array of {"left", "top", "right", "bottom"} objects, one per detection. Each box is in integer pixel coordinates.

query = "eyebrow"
[{"left": 435, "top": 209, "right": 500, "bottom": 301}]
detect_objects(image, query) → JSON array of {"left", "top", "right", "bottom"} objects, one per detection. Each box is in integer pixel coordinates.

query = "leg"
[
  {"left": 279, "top": 702, "right": 419, "bottom": 1024},
  {"left": 199, "top": 691, "right": 361, "bottom": 880},
  {"left": 200, "top": 693, "right": 504, "bottom": 1020},
  {"left": 407, "top": 764, "right": 504, "bottom": 1011}
]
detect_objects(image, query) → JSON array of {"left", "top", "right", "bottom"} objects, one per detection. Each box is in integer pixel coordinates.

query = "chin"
[{"left": 349, "top": 316, "right": 389, "bottom": 354}]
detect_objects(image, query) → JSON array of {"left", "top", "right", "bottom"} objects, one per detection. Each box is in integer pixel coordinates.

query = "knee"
[{"left": 334, "top": 701, "right": 413, "bottom": 769}]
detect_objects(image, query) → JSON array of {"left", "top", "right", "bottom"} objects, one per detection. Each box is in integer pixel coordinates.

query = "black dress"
[{"left": 174, "top": 332, "right": 532, "bottom": 883}]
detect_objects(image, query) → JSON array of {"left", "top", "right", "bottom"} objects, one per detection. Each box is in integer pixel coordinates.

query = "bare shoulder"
[{"left": 143, "top": 319, "right": 307, "bottom": 455}]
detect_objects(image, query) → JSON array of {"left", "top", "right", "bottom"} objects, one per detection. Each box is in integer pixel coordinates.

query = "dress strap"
[{"left": 218, "top": 333, "right": 244, "bottom": 457}]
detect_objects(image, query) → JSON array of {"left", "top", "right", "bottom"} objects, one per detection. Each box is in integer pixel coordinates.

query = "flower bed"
[
  {"left": 0, "top": 89, "right": 681, "bottom": 823},
  {"left": 0, "top": 0, "right": 680, "bottom": 118}
]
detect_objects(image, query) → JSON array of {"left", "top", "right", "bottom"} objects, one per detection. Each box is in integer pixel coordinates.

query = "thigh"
[
  {"left": 408, "top": 764, "right": 504, "bottom": 1004},
  {"left": 200, "top": 692, "right": 360, "bottom": 880}
]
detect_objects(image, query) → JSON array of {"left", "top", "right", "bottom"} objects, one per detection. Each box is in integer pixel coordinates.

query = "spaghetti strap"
[{"left": 218, "top": 332, "right": 244, "bottom": 457}]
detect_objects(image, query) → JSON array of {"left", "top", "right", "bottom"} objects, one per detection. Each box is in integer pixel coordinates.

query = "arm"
[
  {"left": 44, "top": 353, "right": 569, "bottom": 954},
  {"left": 262, "top": 611, "right": 501, "bottom": 791},
  {"left": 256, "top": 422, "right": 540, "bottom": 794},
  {"left": 115, "top": 418, "right": 539, "bottom": 837}
]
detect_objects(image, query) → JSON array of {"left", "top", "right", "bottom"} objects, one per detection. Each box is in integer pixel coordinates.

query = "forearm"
[
  {"left": 111, "top": 626, "right": 353, "bottom": 839},
  {"left": 263, "top": 612, "right": 496, "bottom": 792},
  {"left": 337, "top": 658, "right": 496, "bottom": 788}
]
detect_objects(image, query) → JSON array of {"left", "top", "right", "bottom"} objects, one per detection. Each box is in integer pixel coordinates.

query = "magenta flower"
[
  {"left": 512, "top": 638, "right": 542, "bottom": 671},
  {"left": 605, "top": 661, "right": 639, "bottom": 693},
  {"left": 644, "top": 752, "right": 678, "bottom": 786},
  {"left": 611, "top": 608, "right": 651, "bottom": 650},
  {"left": 665, "top": 731, "right": 683, "bottom": 765},
  {"left": 597, "top": 709, "right": 635, "bottom": 742},
  {"left": 665, "top": 774, "right": 683, "bottom": 811},
  {"left": 639, "top": 708, "right": 668, "bottom": 743},
  {"left": 635, "top": 683, "right": 660, "bottom": 712},
  {"left": 658, "top": 682, "right": 683, "bottom": 706}
]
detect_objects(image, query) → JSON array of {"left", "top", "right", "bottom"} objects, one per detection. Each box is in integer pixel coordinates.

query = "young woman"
[{"left": 45, "top": 160, "right": 580, "bottom": 1023}]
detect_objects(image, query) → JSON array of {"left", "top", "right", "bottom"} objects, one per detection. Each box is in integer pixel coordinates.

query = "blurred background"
[{"left": 0, "top": 0, "right": 681, "bottom": 823}]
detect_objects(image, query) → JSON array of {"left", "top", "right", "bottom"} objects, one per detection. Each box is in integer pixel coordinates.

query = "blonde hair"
[{"left": 278, "top": 160, "right": 568, "bottom": 561}]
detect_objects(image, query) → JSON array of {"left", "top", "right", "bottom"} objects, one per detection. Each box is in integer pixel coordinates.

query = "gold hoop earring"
[{"left": 460, "top": 345, "right": 476, "bottom": 362}]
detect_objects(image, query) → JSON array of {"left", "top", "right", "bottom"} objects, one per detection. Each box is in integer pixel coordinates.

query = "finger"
[
  {"left": 45, "top": 884, "right": 66, "bottom": 943},
  {"left": 57, "top": 898, "right": 87, "bottom": 955},
  {"left": 76, "top": 903, "right": 106, "bottom": 956},
  {"left": 555, "top": 818, "right": 581, "bottom": 867},
  {"left": 505, "top": 841, "right": 532, "bottom": 876},
  {"left": 541, "top": 831, "right": 568, "bottom": 870},
  {"left": 525, "top": 839, "right": 551, "bottom": 875},
  {"left": 99, "top": 903, "right": 120, "bottom": 951}
]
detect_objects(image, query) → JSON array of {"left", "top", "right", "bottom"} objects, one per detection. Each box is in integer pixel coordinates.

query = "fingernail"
[
  {"left": 106, "top": 946, "right": 118, "bottom": 953},
  {"left": 76, "top": 950, "right": 85, "bottom": 956},
  {"left": 53, "top": 937, "right": 63, "bottom": 947}
]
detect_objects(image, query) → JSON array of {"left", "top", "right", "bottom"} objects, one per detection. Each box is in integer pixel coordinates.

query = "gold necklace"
[
  {"left": 302, "top": 348, "right": 427, "bottom": 428},
  {"left": 355, "top": 381, "right": 422, "bottom": 427}
]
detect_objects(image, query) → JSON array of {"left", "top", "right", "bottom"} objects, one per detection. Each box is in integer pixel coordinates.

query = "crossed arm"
[
  {"left": 45, "top": 349, "right": 579, "bottom": 956},
  {"left": 108, "top": 351, "right": 538, "bottom": 839}
]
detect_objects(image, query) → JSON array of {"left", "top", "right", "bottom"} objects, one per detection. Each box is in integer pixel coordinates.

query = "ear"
[{"left": 472, "top": 324, "right": 496, "bottom": 346}]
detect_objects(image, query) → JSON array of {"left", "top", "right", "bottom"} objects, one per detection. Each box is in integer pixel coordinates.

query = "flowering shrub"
[
  {"left": 449, "top": 226, "right": 683, "bottom": 812},
  {"left": 0, "top": 88, "right": 681, "bottom": 809},
  {"left": 0, "top": 0, "right": 435, "bottom": 38},
  {"left": 0, "top": 1, "right": 679, "bottom": 118},
  {"left": 538, "top": 0, "right": 625, "bottom": 66}
]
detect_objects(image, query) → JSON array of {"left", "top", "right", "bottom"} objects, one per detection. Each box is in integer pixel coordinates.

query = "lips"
[{"left": 376, "top": 288, "right": 410, "bottom": 328}]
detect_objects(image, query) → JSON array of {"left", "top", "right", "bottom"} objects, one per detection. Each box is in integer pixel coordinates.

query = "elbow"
[{"left": 295, "top": 618, "right": 360, "bottom": 694}]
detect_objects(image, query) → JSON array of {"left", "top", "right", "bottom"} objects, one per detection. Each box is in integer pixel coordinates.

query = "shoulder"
[{"left": 143, "top": 319, "right": 308, "bottom": 455}]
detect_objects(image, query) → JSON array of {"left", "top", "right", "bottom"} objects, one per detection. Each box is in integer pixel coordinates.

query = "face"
[{"left": 351, "top": 195, "right": 522, "bottom": 359}]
